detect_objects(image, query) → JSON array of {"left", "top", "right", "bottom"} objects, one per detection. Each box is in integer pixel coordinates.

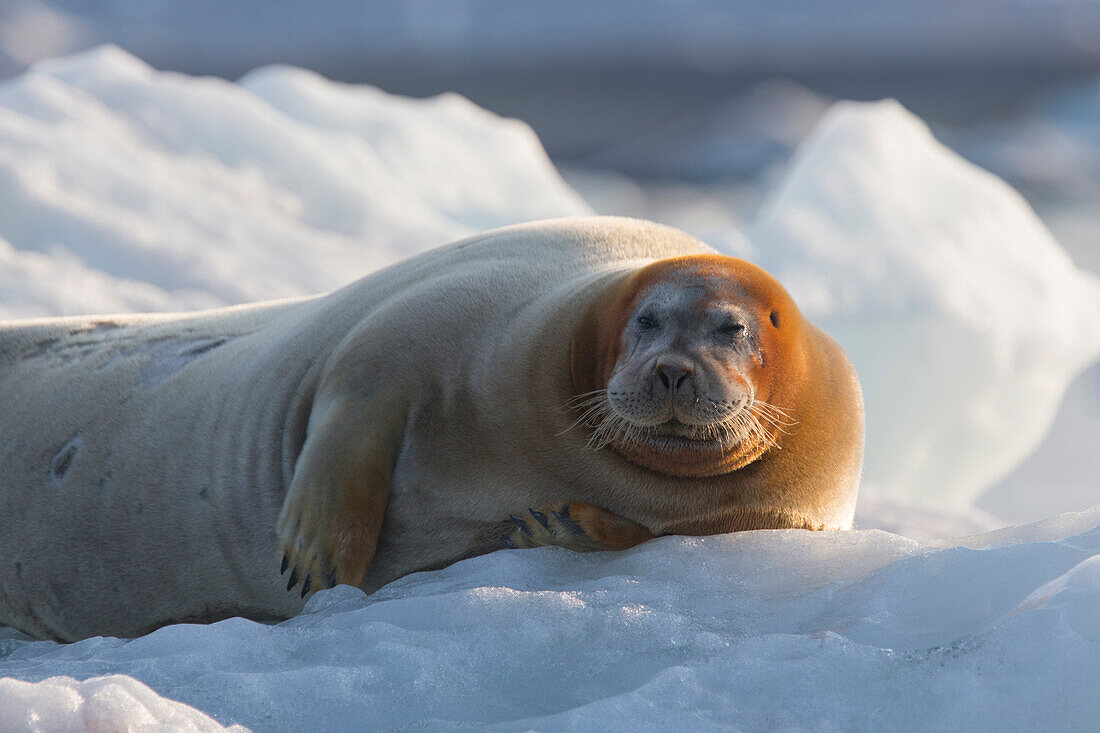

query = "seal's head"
[{"left": 572, "top": 255, "right": 809, "bottom": 478}]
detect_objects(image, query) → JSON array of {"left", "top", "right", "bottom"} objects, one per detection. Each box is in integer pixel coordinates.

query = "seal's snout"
[{"left": 655, "top": 359, "right": 692, "bottom": 394}]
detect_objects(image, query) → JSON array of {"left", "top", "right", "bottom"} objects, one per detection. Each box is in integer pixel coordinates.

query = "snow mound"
[
  {"left": 0, "top": 235, "right": 219, "bottom": 320},
  {"left": 0, "top": 674, "right": 246, "bottom": 732},
  {"left": 0, "top": 44, "right": 589, "bottom": 313},
  {"left": 1, "top": 510, "right": 1097, "bottom": 730},
  {"left": 750, "top": 99, "right": 1100, "bottom": 508},
  {"left": 239, "top": 65, "right": 586, "bottom": 233}
]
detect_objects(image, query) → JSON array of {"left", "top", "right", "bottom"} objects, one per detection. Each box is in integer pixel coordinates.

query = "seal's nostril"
[{"left": 655, "top": 362, "right": 691, "bottom": 393}]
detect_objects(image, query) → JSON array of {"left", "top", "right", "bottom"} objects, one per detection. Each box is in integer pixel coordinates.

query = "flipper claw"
[
  {"left": 510, "top": 514, "right": 532, "bottom": 535},
  {"left": 551, "top": 509, "right": 584, "bottom": 536},
  {"left": 499, "top": 501, "right": 655, "bottom": 553}
]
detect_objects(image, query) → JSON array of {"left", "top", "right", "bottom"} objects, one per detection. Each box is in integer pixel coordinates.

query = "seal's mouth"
[
  {"left": 635, "top": 432, "right": 730, "bottom": 454},
  {"left": 635, "top": 419, "right": 740, "bottom": 453},
  {"left": 650, "top": 418, "right": 707, "bottom": 437}
]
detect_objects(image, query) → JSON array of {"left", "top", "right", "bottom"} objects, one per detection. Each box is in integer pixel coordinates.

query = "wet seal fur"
[{"left": 0, "top": 217, "right": 863, "bottom": 641}]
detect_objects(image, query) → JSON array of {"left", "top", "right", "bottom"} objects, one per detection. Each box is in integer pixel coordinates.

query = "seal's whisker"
[
  {"left": 753, "top": 411, "right": 782, "bottom": 450},
  {"left": 751, "top": 400, "right": 798, "bottom": 425},
  {"left": 558, "top": 409, "right": 601, "bottom": 437},
  {"left": 571, "top": 388, "right": 609, "bottom": 398},
  {"left": 565, "top": 389, "right": 609, "bottom": 409},
  {"left": 568, "top": 395, "right": 609, "bottom": 409},
  {"left": 756, "top": 411, "right": 792, "bottom": 433},
  {"left": 723, "top": 408, "right": 776, "bottom": 451},
  {"left": 564, "top": 397, "right": 608, "bottom": 414},
  {"left": 736, "top": 411, "right": 758, "bottom": 446},
  {"left": 586, "top": 408, "right": 627, "bottom": 450},
  {"left": 584, "top": 411, "right": 618, "bottom": 442},
  {"left": 559, "top": 390, "right": 617, "bottom": 437},
  {"left": 749, "top": 404, "right": 797, "bottom": 436},
  {"left": 559, "top": 409, "right": 596, "bottom": 436},
  {"left": 569, "top": 389, "right": 793, "bottom": 453},
  {"left": 756, "top": 405, "right": 796, "bottom": 429},
  {"left": 578, "top": 401, "right": 611, "bottom": 423},
  {"left": 751, "top": 406, "right": 793, "bottom": 427}
]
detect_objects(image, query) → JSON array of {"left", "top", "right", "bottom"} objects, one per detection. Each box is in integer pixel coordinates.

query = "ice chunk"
[
  {"left": 978, "top": 362, "right": 1100, "bottom": 522},
  {"left": 239, "top": 65, "right": 589, "bottom": 232},
  {"left": 0, "top": 45, "right": 589, "bottom": 314},
  {"left": 750, "top": 100, "right": 1100, "bottom": 507}
]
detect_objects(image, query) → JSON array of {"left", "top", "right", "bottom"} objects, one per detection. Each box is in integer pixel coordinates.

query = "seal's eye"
[
  {"left": 637, "top": 315, "right": 658, "bottom": 329},
  {"left": 718, "top": 322, "right": 746, "bottom": 338}
]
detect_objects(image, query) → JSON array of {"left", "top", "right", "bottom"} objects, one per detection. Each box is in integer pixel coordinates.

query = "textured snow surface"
[
  {"left": 0, "top": 675, "right": 247, "bottom": 732},
  {"left": 0, "top": 48, "right": 1098, "bottom": 730},
  {"left": 1, "top": 512, "right": 1098, "bottom": 731}
]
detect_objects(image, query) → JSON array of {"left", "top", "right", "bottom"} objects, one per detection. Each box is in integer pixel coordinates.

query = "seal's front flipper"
[
  {"left": 506, "top": 501, "right": 654, "bottom": 552},
  {"left": 277, "top": 393, "right": 397, "bottom": 598}
]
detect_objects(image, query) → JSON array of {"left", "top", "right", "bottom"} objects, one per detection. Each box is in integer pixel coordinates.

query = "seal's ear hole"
[{"left": 769, "top": 310, "right": 780, "bottom": 328}]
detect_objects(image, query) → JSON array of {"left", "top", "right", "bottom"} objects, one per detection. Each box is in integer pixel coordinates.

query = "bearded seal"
[{"left": 0, "top": 217, "right": 862, "bottom": 641}]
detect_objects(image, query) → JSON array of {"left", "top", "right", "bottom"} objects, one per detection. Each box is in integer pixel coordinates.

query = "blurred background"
[
  {"left": 1, "top": 0, "right": 1098, "bottom": 530},
  {"left": 8, "top": 2, "right": 1100, "bottom": 205}
]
